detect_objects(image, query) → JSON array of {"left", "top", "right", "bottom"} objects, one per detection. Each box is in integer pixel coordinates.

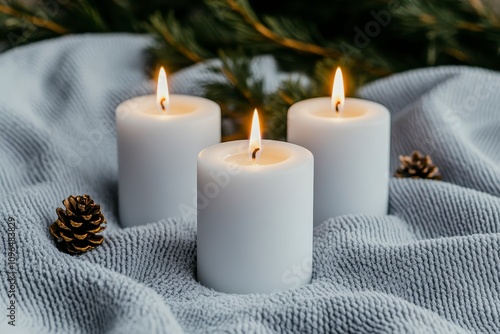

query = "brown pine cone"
[
  {"left": 394, "top": 151, "right": 442, "bottom": 180},
  {"left": 49, "top": 195, "right": 106, "bottom": 254}
]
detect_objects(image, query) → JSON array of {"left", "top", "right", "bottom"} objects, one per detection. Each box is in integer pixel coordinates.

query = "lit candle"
[
  {"left": 116, "top": 67, "right": 220, "bottom": 227},
  {"left": 197, "top": 110, "right": 314, "bottom": 294},
  {"left": 288, "top": 67, "right": 390, "bottom": 226}
]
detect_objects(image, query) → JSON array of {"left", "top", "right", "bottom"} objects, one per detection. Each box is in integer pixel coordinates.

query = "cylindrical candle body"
[
  {"left": 288, "top": 97, "right": 390, "bottom": 226},
  {"left": 197, "top": 140, "right": 314, "bottom": 294},
  {"left": 116, "top": 94, "right": 220, "bottom": 227}
]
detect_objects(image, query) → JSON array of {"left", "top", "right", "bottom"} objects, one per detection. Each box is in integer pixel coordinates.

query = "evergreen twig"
[
  {"left": 0, "top": 4, "right": 68, "bottom": 35},
  {"left": 225, "top": 0, "right": 336, "bottom": 58},
  {"left": 148, "top": 12, "right": 205, "bottom": 63},
  {"left": 221, "top": 0, "right": 391, "bottom": 77}
]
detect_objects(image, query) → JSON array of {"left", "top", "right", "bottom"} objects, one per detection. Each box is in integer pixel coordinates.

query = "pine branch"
[
  {"left": 225, "top": 0, "right": 337, "bottom": 58},
  {"left": 204, "top": 53, "right": 319, "bottom": 140},
  {"left": 203, "top": 53, "right": 267, "bottom": 139},
  {"left": 145, "top": 11, "right": 214, "bottom": 71},
  {"left": 265, "top": 77, "right": 315, "bottom": 140},
  {"left": 217, "top": 51, "right": 265, "bottom": 106},
  {"left": 209, "top": 0, "right": 392, "bottom": 77},
  {"left": 393, "top": 0, "right": 500, "bottom": 66},
  {"left": 67, "top": 0, "right": 109, "bottom": 32},
  {"left": 0, "top": 3, "right": 68, "bottom": 35},
  {"left": 151, "top": 12, "right": 204, "bottom": 63}
]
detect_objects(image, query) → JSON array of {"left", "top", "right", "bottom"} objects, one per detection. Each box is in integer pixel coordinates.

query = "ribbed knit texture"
[{"left": 0, "top": 34, "right": 499, "bottom": 334}]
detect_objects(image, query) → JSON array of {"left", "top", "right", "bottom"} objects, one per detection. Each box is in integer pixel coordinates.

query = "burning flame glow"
[
  {"left": 331, "top": 67, "right": 345, "bottom": 116},
  {"left": 249, "top": 109, "right": 262, "bottom": 161},
  {"left": 156, "top": 67, "right": 169, "bottom": 113}
]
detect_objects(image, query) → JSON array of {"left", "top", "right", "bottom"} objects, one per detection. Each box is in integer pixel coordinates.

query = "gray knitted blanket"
[{"left": 1, "top": 34, "right": 499, "bottom": 334}]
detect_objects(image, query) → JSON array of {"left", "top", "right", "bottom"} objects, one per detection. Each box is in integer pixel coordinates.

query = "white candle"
[
  {"left": 197, "top": 110, "right": 314, "bottom": 294},
  {"left": 116, "top": 68, "right": 220, "bottom": 227},
  {"left": 288, "top": 68, "right": 390, "bottom": 226}
]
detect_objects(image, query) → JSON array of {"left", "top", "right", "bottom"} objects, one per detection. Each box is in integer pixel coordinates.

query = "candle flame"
[
  {"left": 249, "top": 109, "right": 262, "bottom": 162},
  {"left": 156, "top": 67, "right": 169, "bottom": 113},
  {"left": 332, "top": 67, "right": 345, "bottom": 116}
]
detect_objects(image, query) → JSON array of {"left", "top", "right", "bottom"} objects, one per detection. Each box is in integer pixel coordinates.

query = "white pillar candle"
[
  {"left": 116, "top": 68, "right": 220, "bottom": 227},
  {"left": 288, "top": 68, "right": 390, "bottom": 226},
  {"left": 197, "top": 111, "right": 314, "bottom": 294}
]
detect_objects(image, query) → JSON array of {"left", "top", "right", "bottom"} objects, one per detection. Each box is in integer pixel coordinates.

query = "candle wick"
[
  {"left": 160, "top": 97, "right": 167, "bottom": 111},
  {"left": 251, "top": 148, "right": 260, "bottom": 160},
  {"left": 335, "top": 101, "right": 341, "bottom": 113}
]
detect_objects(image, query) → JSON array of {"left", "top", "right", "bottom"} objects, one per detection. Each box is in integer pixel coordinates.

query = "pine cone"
[
  {"left": 49, "top": 195, "right": 106, "bottom": 254},
  {"left": 394, "top": 151, "right": 442, "bottom": 180}
]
